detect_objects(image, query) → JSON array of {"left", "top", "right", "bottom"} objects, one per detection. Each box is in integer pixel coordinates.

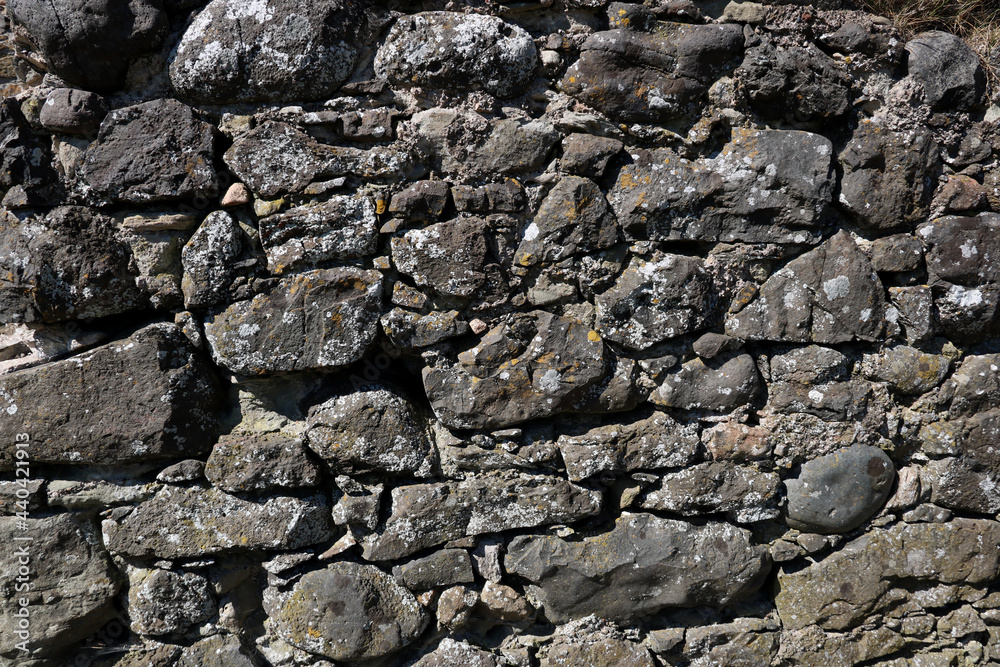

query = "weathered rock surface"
[
  {"left": 259, "top": 195, "right": 378, "bottom": 275},
  {"left": 783, "top": 445, "right": 895, "bottom": 533},
  {"left": 376, "top": 12, "right": 537, "bottom": 98},
  {"left": 561, "top": 24, "right": 744, "bottom": 122},
  {"left": 906, "top": 31, "right": 986, "bottom": 111},
  {"left": 640, "top": 462, "right": 780, "bottom": 523},
  {"left": 39, "top": 88, "right": 107, "bottom": 135},
  {"left": 305, "top": 384, "right": 435, "bottom": 476},
  {"left": 609, "top": 129, "right": 835, "bottom": 243},
  {"left": 0, "top": 99, "right": 58, "bottom": 204},
  {"left": 505, "top": 513, "right": 770, "bottom": 623},
  {"left": 651, "top": 354, "right": 761, "bottom": 412},
  {"left": 0, "top": 514, "right": 120, "bottom": 660},
  {"left": 414, "top": 639, "right": 501, "bottom": 667},
  {"left": 103, "top": 486, "right": 332, "bottom": 558},
  {"left": 726, "top": 231, "right": 886, "bottom": 343},
  {"left": 0, "top": 324, "right": 219, "bottom": 469},
  {"left": 392, "top": 218, "right": 489, "bottom": 298},
  {"left": 205, "top": 432, "right": 321, "bottom": 492},
  {"left": 0, "top": 206, "right": 147, "bottom": 323},
  {"left": 595, "top": 254, "right": 715, "bottom": 350},
  {"left": 775, "top": 519, "right": 1000, "bottom": 630},
  {"left": 363, "top": 474, "right": 602, "bottom": 560},
  {"left": 739, "top": 39, "right": 851, "bottom": 121},
  {"left": 539, "top": 627, "right": 656, "bottom": 667},
  {"left": 83, "top": 99, "right": 217, "bottom": 203},
  {"left": 169, "top": 0, "right": 368, "bottom": 104},
  {"left": 838, "top": 122, "right": 938, "bottom": 231},
  {"left": 8, "top": 0, "right": 167, "bottom": 91},
  {"left": 862, "top": 345, "right": 950, "bottom": 395},
  {"left": 177, "top": 635, "right": 257, "bottom": 667},
  {"left": 396, "top": 549, "right": 475, "bottom": 590},
  {"left": 204, "top": 268, "right": 383, "bottom": 375},
  {"left": 127, "top": 567, "right": 215, "bottom": 636},
  {"left": 423, "top": 311, "right": 607, "bottom": 429},
  {"left": 274, "top": 562, "right": 428, "bottom": 661},
  {"left": 181, "top": 210, "right": 243, "bottom": 309}
]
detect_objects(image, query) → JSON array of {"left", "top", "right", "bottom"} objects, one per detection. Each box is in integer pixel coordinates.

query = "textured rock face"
[
  {"left": 6, "top": 1, "right": 1000, "bottom": 664},
  {"left": 0, "top": 514, "right": 120, "bottom": 660},
  {"left": 274, "top": 563, "right": 428, "bottom": 661},
  {"left": 82, "top": 99, "right": 218, "bottom": 203},
  {"left": 363, "top": 474, "right": 602, "bottom": 561},
  {"left": 376, "top": 12, "right": 537, "bottom": 98},
  {"left": 7, "top": 0, "right": 167, "bottom": 91},
  {"left": 726, "top": 231, "right": 886, "bottom": 343},
  {"left": 169, "top": 0, "right": 368, "bottom": 104},
  {"left": 0, "top": 324, "right": 219, "bottom": 468},
  {"left": 103, "top": 486, "right": 333, "bottom": 558},
  {"left": 609, "top": 129, "right": 835, "bottom": 243},
  {"left": 506, "top": 513, "right": 770, "bottom": 623},
  {"left": 204, "top": 268, "right": 383, "bottom": 375}
]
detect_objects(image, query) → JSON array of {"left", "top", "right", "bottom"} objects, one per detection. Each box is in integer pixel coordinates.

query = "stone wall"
[{"left": 1, "top": 0, "right": 1000, "bottom": 665}]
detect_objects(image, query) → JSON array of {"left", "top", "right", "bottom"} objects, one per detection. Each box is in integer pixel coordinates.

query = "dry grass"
[{"left": 858, "top": 0, "right": 1000, "bottom": 95}]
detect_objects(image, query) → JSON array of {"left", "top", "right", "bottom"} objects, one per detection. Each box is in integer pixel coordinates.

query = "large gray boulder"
[
  {"left": 274, "top": 562, "right": 428, "bottom": 661},
  {"left": 783, "top": 445, "right": 896, "bottom": 533},
  {"left": 375, "top": 12, "right": 537, "bottom": 99},
  {"left": 363, "top": 473, "right": 603, "bottom": 561},
  {"left": 739, "top": 39, "right": 851, "bottom": 121},
  {"left": 204, "top": 268, "right": 383, "bottom": 376},
  {"left": 8, "top": 0, "right": 167, "bottom": 91},
  {"left": 82, "top": 99, "right": 218, "bottom": 204},
  {"left": 0, "top": 324, "right": 220, "bottom": 469},
  {"left": 906, "top": 31, "right": 986, "bottom": 111},
  {"left": 505, "top": 513, "right": 770, "bottom": 623},
  {"left": 609, "top": 128, "right": 835, "bottom": 243},
  {"left": 0, "top": 514, "right": 121, "bottom": 661},
  {"left": 422, "top": 311, "right": 608, "bottom": 429},
  {"left": 725, "top": 231, "right": 886, "bottom": 343},
  {"left": 169, "top": 0, "right": 369, "bottom": 104},
  {"left": 0, "top": 206, "right": 147, "bottom": 324},
  {"left": 103, "top": 486, "right": 333, "bottom": 558}
]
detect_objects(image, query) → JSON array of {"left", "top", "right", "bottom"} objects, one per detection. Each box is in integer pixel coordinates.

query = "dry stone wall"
[{"left": 2, "top": 0, "right": 1000, "bottom": 665}]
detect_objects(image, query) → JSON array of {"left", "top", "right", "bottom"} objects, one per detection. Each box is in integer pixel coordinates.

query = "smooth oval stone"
[{"left": 784, "top": 444, "right": 895, "bottom": 534}]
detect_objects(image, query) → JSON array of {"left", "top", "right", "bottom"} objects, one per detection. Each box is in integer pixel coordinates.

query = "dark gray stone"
[
  {"left": 205, "top": 432, "right": 321, "bottom": 492},
  {"left": 423, "top": 311, "right": 608, "bottom": 429},
  {"left": 83, "top": 99, "right": 218, "bottom": 204},
  {"left": 640, "top": 462, "right": 780, "bottom": 523},
  {"left": 388, "top": 180, "right": 451, "bottom": 220},
  {"left": 556, "top": 410, "right": 701, "bottom": 481},
  {"left": 8, "top": 0, "right": 167, "bottom": 91},
  {"left": 540, "top": 627, "right": 656, "bottom": 667},
  {"left": 609, "top": 128, "right": 835, "bottom": 243},
  {"left": 838, "top": 122, "right": 938, "bottom": 231},
  {"left": 784, "top": 445, "right": 895, "bottom": 534},
  {"left": 739, "top": 39, "right": 851, "bottom": 121},
  {"left": 396, "top": 549, "right": 475, "bottom": 590},
  {"left": 169, "top": 0, "right": 368, "bottom": 104},
  {"left": 513, "top": 176, "right": 619, "bottom": 268},
  {"left": 906, "top": 31, "right": 986, "bottom": 111},
  {"left": 375, "top": 12, "right": 537, "bottom": 99},
  {"left": 381, "top": 308, "right": 470, "bottom": 350},
  {"left": 103, "top": 486, "right": 333, "bottom": 558},
  {"left": 414, "top": 639, "right": 500, "bottom": 667},
  {"left": 178, "top": 635, "right": 257, "bottom": 667},
  {"left": 725, "top": 231, "right": 886, "bottom": 343},
  {"left": 259, "top": 195, "right": 378, "bottom": 275},
  {"left": 561, "top": 24, "right": 743, "bottom": 122},
  {"left": 362, "top": 474, "right": 603, "bottom": 561},
  {"left": 942, "top": 353, "right": 1000, "bottom": 417},
  {"left": 274, "top": 562, "right": 428, "bottom": 661},
  {"left": 928, "top": 409, "right": 1000, "bottom": 514},
  {"left": 0, "top": 99, "right": 58, "bottom": 205},
  {"left": 305, "top": 385, "right": 435, "bottom": 476},
  {"left": 560, "top": 134, "right": 624, "bottom": 179},
  {"left": 862, "top": 345, "right": 951, "bottom": 395},
  {"left": 181, "top": 210, "right": 243, "bottom": 309},
  {"left": 870, "top": 234, "right": 924, "bottom": 273},
  {"left": 392, "top": 218, "right": 489, "bottom": 298},
  {"left": 204, "top": 268, "right": 383, "bottom": 376},
  {"left": 595, "top": 254, "right": 715, "bottom": 351},
  {"left": 918, "top": 213, "right": 1000, "bottom": 343},
  {"left": 0, "top": 206, "right": 147, "bottom": 324},
  {"left": 127, "top": 568, "right": 215, "bottom": 636},
  {"left": 0, "top": 324, "right": 219, "bottom": 469},
  {"left": 651, "top": 354, "right": 760, "bottom": 412},
  {"left": 39, "top": 88, "right": 107, "bottom": 135},
  {"left": 505, "top": 513, "right": 770, "bottom": 623},
  {"left": 0, "top": 514, "right": 120, "bottom": 661}
]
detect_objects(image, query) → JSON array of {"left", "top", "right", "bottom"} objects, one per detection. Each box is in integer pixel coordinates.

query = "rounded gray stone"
[
  {"left": 39, "top": 89, "right": 107, "bottom": 135},
  {"left": 784, "top": 444, "right": 895, "bottom": 534}
]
